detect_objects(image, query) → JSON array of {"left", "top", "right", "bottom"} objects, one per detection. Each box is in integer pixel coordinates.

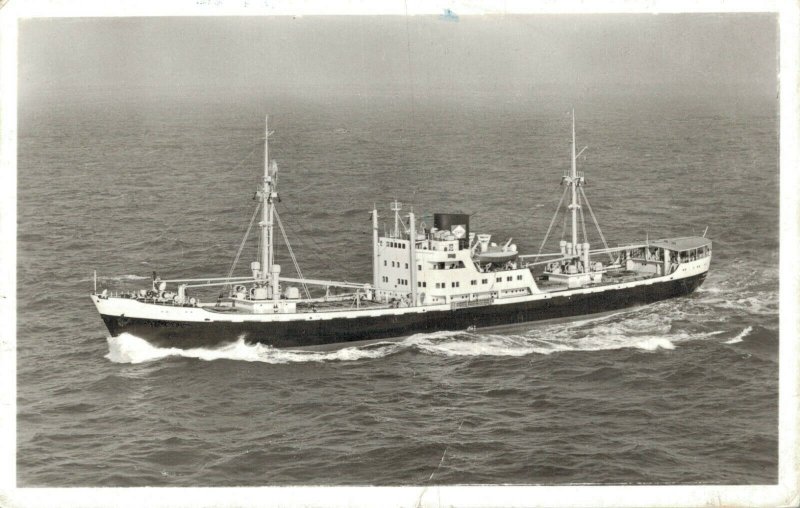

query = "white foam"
[
  {"left": 550, "top": 330, "right": 678, "bottom": 353},
  {"left": 634, "top": 337, "right": 676, "bottom": 351},
  {"left": 706, "top": 293, "right": 778, "bottom": 317},
  {"left": 101, "top": 274, "right": 150, "bottom": 281},
  {"left": 724, "top": 326, "right": 753, "bottom": 344},
  {"left": 106, "top": 334, "right": 180, "bottom": 364},
  {"left": 692, "top": 261, "right": 778, "bottom": 319},
  {"left": 80, "top": 274, "right": 151, "bottom": 283},
  {"left": 106, "top": 333, "right": 402, "bottom": 365},
  {"left": 403, "top": 315, "right": 685, "bottom": 357},
  {"left": 407, "top": 332, "right": 558, "bottom": 357}
]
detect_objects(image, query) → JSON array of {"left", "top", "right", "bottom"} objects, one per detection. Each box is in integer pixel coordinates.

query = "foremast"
[
  {"left": 258, "top": 115, "right": 280, "bottom": 300},
  {"left": 564, "top": 109, "right": 586, "bottom": 258}
]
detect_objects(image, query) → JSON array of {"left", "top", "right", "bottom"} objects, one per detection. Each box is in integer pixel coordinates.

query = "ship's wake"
[
  {"left": 403, "top": 312, "right": 725, "bottom": 358},
  {"left": 694, "top": 260, "right": 779, "bottom": 320}
]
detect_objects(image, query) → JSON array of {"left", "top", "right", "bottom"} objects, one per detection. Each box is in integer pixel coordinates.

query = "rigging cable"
[
  {"left": 277, "top": 200, "right": 340, "bottom": 275},
  {"left": 578, "top": 193, "right": 589, "bottom": 247},
  {"left": 225, "top": 201, "right": 262, "bottom": 287},
  {"left": 153, "top": 135, "right": 264, "bottom": 267},
  {"left": 274, "top": 209, "right": 311, "bottom": 299},
  {"left": 579, "top": 186, "right": 614, "bottom": 262},
  {"left": 533, "top": 185, "right": 569, "bottom": 263}
]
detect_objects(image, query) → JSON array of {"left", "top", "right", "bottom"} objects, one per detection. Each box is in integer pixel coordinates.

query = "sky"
[{"left": 19, "top": 14, "right": 778, "bottom": 98}]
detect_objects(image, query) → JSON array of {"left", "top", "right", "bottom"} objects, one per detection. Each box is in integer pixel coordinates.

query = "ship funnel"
[{"left": 434, "top": 213, "right": 470, "bottom": 249}]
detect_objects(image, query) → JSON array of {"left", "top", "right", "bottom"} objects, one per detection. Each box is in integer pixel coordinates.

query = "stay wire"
[
  {"left": 276, "top": 200, "right": 339, "bottom": 275},
  {"left": 533, "top": 185, "right": 569, "bottom": 262},
  {"left": 579, "top": 186, "right": 614, "bottom": 262},
  {"left": 578, "top": 194, "right": 589, "bottom": 247},
  {"left": 274, "top": 209, "right": 311, "bottom": 299},
  {"left": 225, "top": 201, "right": 262, "bottom": 286}
]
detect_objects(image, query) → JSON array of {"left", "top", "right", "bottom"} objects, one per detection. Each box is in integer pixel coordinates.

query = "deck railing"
[{"left": 450, "top": 297, "right": 494, "bottom": 310}]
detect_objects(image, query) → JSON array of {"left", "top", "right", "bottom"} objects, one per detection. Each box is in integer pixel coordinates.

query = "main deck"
[{"left": 109, "top": 265, "right": 664, "bottom": 317}]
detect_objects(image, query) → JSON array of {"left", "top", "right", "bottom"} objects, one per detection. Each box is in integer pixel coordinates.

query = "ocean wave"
[
  {"left": 724, "top": 326, "right": 753, "bottom": 344},
  {"left": 77, "top": 274, "right": 152, "bottom": 283},
  {"left": 405, "top": 331, "right": 563, "bottom": 357},
  {"left": 406, "top": 330, "right": 681, "bottom": 357},
  {"left": 695, "top": 286, "right": 723, "bottom": 294},
  {"left": 102, "top": 274, "right": 150, "bottom": 281},
  {"left": 701, "top": 292, "right": 778, "bottom": 317}
]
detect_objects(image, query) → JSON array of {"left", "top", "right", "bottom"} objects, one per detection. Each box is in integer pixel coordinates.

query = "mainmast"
[
  {"left": 535, "top": 111, "right": 614, "bottom": 267},
  {"left": 569, "top": 109, "right": 579, "bottom": 254},
  {"left": 260, "top": 115, "right": 279, "bottom": 298}
]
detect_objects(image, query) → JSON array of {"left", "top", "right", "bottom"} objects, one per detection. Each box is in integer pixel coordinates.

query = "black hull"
[{"left": 100, "top": 272, "right": 706, "bottom": 349}]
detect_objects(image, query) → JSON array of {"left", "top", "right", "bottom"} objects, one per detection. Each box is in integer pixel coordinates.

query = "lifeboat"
[{"left": 474, "top": 245, "right": 519, "bottom": 264}]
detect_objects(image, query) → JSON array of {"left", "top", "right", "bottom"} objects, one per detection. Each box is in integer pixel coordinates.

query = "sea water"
[{"left": 17, "top": 89, "right": 778, "bottom": 485}]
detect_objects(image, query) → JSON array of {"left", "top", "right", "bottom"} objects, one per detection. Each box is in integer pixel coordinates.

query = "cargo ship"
[{"left": 91, "top": 113, "right": 711, "bottom": 349}]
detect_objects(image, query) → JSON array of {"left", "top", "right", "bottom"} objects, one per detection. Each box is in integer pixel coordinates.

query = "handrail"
[
  {"left": 160, "top": 276, "right": 252, "bottom": 283},
  {"left": 158, "top": 275, "right": 368, "bottom": 290},
  {"left": 450, "top": 297, "right": 494, "bottom": 310},
  {"left": 279, "top": 276, "right": 369, "bottom": 289}
]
